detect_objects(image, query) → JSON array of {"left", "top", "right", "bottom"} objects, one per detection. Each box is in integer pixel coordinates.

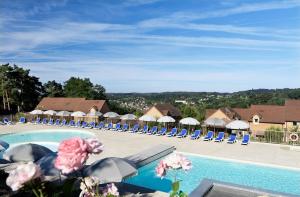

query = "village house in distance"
[{"left": 205, "top": 99, "right": 300, "bottom": 136}]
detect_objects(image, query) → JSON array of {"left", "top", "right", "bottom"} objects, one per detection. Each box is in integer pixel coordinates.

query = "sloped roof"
[
  {"left": 248, "top": 105, "right": 286, "bottom": 123},
  {"left": 285, "top": 99, "right": 300, "bottom": 121},
  {"left": 36, "top": 97, "right": 109, "bottom": 113},
  {"left": 152, "top": 103, "right": 182, "bottom": 117}
]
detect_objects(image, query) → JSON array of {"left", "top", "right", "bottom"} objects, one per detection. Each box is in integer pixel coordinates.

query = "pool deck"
[{"left": 1, "top": 124, "right": 300, "bottom": 170}]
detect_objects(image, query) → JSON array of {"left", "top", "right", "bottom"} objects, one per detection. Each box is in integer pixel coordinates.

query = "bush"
[{"left": 264, "top": 130, "right": 284, "bottom": 144}]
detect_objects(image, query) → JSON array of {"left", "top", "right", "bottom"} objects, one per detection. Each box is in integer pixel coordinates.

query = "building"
[
  {"left": 205, "top": 100, "right": 300, "bottom": 136},
  {"left": 144, "top": 103, "right": 182, "bottom": 120},
  {"left": 36, "top": 97, "right": 110, "bottom": 114}
]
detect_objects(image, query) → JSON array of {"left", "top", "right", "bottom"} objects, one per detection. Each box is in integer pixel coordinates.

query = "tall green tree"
[
  {"left": 64, "top": 77, "right": 107, "bottom": 100},
  {"left": 44, "top": 80, "right": 64, "bottom": 97},
  {"left": 0, "top": 63, "right": 43, "bottom": 113}
]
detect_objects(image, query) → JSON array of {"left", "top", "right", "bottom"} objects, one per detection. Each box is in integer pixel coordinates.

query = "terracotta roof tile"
[{"left": 152, "top": 103, "right": 182, "bottom": 117}]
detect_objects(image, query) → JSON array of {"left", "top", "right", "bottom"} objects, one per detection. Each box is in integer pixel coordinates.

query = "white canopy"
[
  {"left": 226, "top": 120, "right": 249, "bottom": 130},
  {"left": 179, "top": 117, "right": 200, "bottom": 125},
  {"left": 56, "top": 111, "right": 71, "bottom": 116},
  {"left": 29, "top": 109, "right": 44, "bottom": 115},
  {"left": 157, "top": 116, "right": 175, "bottom": 123},
  {"left": 139, "top": 115, "right": 156, "bottom": 122},
  {"left": 204, "top": 118, "right": 227, "bottom": 127},
  {"left": 71, "top": 111, "right": 86, "bottom": 117},
  {"left": 43, "top": 110, "right": 57, "bottom": 116},
  {"left": 103, "top": 112, "right": 119, "bottom": 118},
  {"left": 87, "top": 111, "right": 103, "bottom": 117},
  {"left": 121, "top": 114, "right": 137, "bottom": 120}
]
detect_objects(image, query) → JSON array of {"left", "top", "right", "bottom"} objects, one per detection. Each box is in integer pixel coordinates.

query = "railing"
[{"left": 256, "top": 131, "right": 300, "bottom": 145}]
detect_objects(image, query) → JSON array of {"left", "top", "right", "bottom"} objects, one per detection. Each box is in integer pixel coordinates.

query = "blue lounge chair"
[
  {"left": 96, "top": 122, "right": 105, "bottom": 129},
  {"left": 214, "top": 132, "right": 225, "bottom": 142},
  {"left": 138, "top": 125, "right": 148, "bottom": 134},
  {"left": 88, "top": 122, "right": 96, "bottom": 129},
  {"left": 41, "top": 118, "right": 48, "bottom": 125},
  {"left": 177, "top": 129, "right": 188, "bottom": 138},
  {"left": 61, "top": 119, "right": 67, "bottom": 126},
  {"left": 54, "top": 119, "right": 60, "bottom": 126},
  {"left": 227, "top": 134, "right": 237, "bottom": 144},
  {"left": 167, "top": 128, "right": 178, "bottom": 137},
  {"left": 121, "top": 124, "right": 128, "bottom": 132},
  {"left": 3, "top": 117, "right": 13, "bottom": 125},
  {"left": 34, "top": 117, "right": 41, "bottom": 124},
  {"left": 69, "top": 120, "right": 75, "bottom": 127},
  {"left": 156, "top": 127, "right": 167, "bottom": 136},
  {"left": 113, "top": 123, "right": 121, "bottom": 131},
  {"left": 204, "top": 131, "right": 214, "bottom": 141},
  {"left": 75, "top": 120, "right": 81, "bottom": 128},
  {"left": 47, "top": 119, "right": 54, "bottom": 126},
  {"left": 191, "top": 130, "right": 201, "bottom": 140},
  {"left": 147, "top": 126, "right": 158, "bottom": 135},
  {"left": 81, "top": 121, "right": 88, "bottom": 128},
  {"left": 19, "top": 117, "right": 26, "bottom": 124},
  {"left": 130, "top": 124, "right": 139, "bottom": 133},
  {"left": 241, "top": 134, "right": 250, "bottom": 145},
  {"left": 107, "top": 122, "right": 113, "bottom": 130}
]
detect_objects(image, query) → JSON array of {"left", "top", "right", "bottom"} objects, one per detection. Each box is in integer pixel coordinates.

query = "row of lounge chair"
[{"left": 7, "top": 117, "right": 250, "bottom": 145}]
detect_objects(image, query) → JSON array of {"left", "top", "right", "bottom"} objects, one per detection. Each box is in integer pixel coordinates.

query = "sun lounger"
[
  {"left": 34, "top": 117, "right": 41, "bottom": 124},
  {"left": 75, "top": 120, "right": 81, "bottom": 128},
  {"left": 3, "top": 117, "right": 13, "bottom": 125},
  {"left": 54, "top": 119, "right": 60, "bottom": 126},
  {"left": 177, "top": 129, "right": 188, "bottom": 138},
  {"left": 18, "top": 117, "right": 26, "bottom": 124},
  {"left": 61, "top": 119, "right": 67, "bottom": 126},
  {"left": 227, "top": 134, "right": 237, "bottom": 144},
  {"left": 147, "top": 126, "right": 158, "bottom": 135},
  {"left": 107, "top": 122, "right": 113, "bottom": 130},
  {"left": 241, "top": 134, "right": 250, "bottom": 145},
  {"left": 167, "top": 128, "right": 178, "bottom": 137},
  {"left": 88, "top": 122, "right": 96, "bottom": 129},
  {"left": 121, "top": 124, "right": 128, "bottom": 132},
  {"left": 41, "top": 118, "right": 48, "bottom": 125},
  {"left": 204, "top": 131, "right": 214, "bottom": 141},
  {"left": 156, "top": 127, "right": 167, "bottom": 136},
  {"left": 138, "top": 125, "right": 148, "bottom": 134},
  {"left": 130, "top": 124, "right": 139, "bottom": 133},
  {"left": 68, "top": 120, "right": 75, "bottom": 127},
  {"left": 214, "top": 132, "right": 225, "bottom": 142},
  {"left": 81, "top": 121, "right": 88, "bottom": 128},
  {"left": 113, "top": 123, "right": 121, "bottom": 131},
  {"left": 47, "top": 119, "right": 54, "bottom": 126},
  {"left": 191, "top": 130, "right": 201, "bottom": 140},
  {"left": 95, "top": 122, "right": 105, "bottom": 129}
]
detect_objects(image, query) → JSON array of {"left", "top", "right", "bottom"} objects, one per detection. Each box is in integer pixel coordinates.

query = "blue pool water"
[
  {"left": 0, "top": 129, "right": 95, "bottom": 152},
  {"left": 125, "top": 154, "right": 300, "bottom": 195}
]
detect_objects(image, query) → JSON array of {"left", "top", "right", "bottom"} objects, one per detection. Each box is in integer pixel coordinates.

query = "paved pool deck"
[{"left": 1, "top": 124, "right": 300, "bottom": 170}]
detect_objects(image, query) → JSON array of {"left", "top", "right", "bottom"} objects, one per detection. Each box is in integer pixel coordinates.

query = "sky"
[{"left": 0, "top": 0, "right": 300, "bottom": 93}]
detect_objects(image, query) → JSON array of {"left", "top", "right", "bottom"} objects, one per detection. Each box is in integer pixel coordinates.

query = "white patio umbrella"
[
  {"left": 120, "top": 114, "right": 137, "bottom": 120},
  {"left": 29, "top": 109, "right": 44, "bottom": 115},
  {"left": 157, "top": 116, "right": 175, "bottom": 123},
  {"left": 226, "top": 120, "right": 249, "bottom": 130},
  {"left": 56, "top": 111, "right": 71, "bottom": 116},
  {"left": 87, "top": 111, "right": 103, "bottom": 117},
  {"left": 204, "top": 118, "right": 227, "bottom": 127},
  {"left": 179, "top": 117, "right": 200, "bottom": 126},
  {"left": 43, "top": 110, "right": 57, "bottom": 116},
  {"left": 103, "top": 112, "right": 119, "bottom": 118},
  {"left": 139, "top": 115, "right": 156, "bottom": 122},
  {"left": 71, "top": 111, "right": 86, "bottom": 117}
]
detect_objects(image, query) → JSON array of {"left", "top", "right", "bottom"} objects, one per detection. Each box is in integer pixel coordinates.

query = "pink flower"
[
  {"left": 103, "top": 183, "right": 119, "bottom": 196},
  {"left": 6, "top": 162, "right": 41, "bottom": 191},
  {"left": 155, "top": 160, "right": 167, "bottom": 178},
  {"left": 85, "top": 138, "right": 104, "bottom": 154},
  {"left": 54, "top": 137, "right": 89, "bottom": 174}
]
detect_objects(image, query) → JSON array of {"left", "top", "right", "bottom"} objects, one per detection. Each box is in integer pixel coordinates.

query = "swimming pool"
[
  {"left": 125, "top": 154, "right": 300, "bottom": 195},
  {"left": 0, "top": 129, "right": 95, "bottom": 152}
]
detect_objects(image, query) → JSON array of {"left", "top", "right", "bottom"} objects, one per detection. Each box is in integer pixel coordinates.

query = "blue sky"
[{"left": 0, "top": 0, "right": 300, "bottom": 93}]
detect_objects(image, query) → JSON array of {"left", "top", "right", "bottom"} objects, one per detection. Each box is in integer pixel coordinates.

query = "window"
[
  {"left": 293, "top": 121, "right": 298, "bottom": 126},
  {"left": 253, "top": 115, "right": 260, "bottom": 125},
  {"left": 254, "top": 118, "right": 259, "bottom": 123}
]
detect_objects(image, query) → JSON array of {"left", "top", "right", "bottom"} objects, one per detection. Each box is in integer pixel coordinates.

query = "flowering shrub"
[
  {"left": 4, "top": 137, "right": 118, "bottom": 197},
  {"left": 155, "top": 153, "right": 192, "bottom": 197}
]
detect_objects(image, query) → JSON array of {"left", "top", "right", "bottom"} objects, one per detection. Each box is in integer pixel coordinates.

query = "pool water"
[
  {"left": 0, "top": 129, "right": 95, "bottom": 153},
  {"left": 125, "top": 154, "right": 300, "bottom": 195}
]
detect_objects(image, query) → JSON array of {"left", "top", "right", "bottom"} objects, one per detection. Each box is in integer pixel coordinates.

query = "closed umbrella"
[
  {"left": 71, "top": 111, "right": 86, "bottom": 117},
  {"left": 43, "top": 110, "right": 56, "bottom": 116},
  {"left": 30, "top": 109, "right": 44, "bottom": 115},
  {"left": 226, "top": 120, "right": 249, "bottom": 130},
  {"left": 83, "top": 157, "right": 137, "bottom": 184},
  {"left": 0, "top": 140, "right": 9, "bottom": 151},
  {"left": 56, "top": 111, "right": 71, "bottom": 116}
]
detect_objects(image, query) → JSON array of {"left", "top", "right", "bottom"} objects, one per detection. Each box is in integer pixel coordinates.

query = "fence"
[{"left": 258, "top": 130, "right": 300, "bottom": 145}]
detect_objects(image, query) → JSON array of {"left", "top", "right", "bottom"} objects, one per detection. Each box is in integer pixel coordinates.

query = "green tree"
[
  {"left": 64, "top": 77, "right": 106, "bottom": 100},
  {"left": 44, "top": 80, "right": 64, "bottom": 97}
]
